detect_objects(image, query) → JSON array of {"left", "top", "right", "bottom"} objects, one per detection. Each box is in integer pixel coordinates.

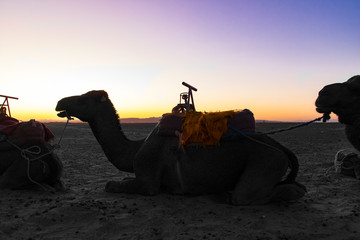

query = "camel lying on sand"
[
  {"left": 0, "top": 117, "right": 64, "bottom": 191},
  {"left": 56, "top": 90, "right": 306, "bottom": 205},
  {"left": 316, "top": 75, "right": 360, "bottom": 178},
  {"left": 0, "top": 140, "right": 64, "bottom": 191},
  {"left": 316, "top": 75, "right": 360, "bottom": 152}
]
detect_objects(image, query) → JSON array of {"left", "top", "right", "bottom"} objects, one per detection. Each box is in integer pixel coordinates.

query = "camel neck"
[{"left": 88, "top": 107, "right": 142, "bottom": 173}]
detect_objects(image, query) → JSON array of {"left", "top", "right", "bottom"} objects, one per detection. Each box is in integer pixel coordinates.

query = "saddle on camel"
[
  {"left": 158, "top": 82, "right": 255, "bottom": 146},
  {"left": 0, "top": 95, "right": 64, "bottom": 191}
]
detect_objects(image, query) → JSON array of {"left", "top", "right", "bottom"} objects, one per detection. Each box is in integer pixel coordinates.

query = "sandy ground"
[{"left": 1, "top": 122, "right": 360, "bottom": 240}]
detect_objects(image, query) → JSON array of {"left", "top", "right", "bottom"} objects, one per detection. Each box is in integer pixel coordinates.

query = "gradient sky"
[{"left": 1, "top": 0, "right": 359, "bottom": 122}]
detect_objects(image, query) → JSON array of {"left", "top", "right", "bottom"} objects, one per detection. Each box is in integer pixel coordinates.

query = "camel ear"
[
  {"left": 100, "top": 95, "right": 108, "bottom": 102},
  {"left": 346, "top": 75, "right": 360, "bottom": 93}
]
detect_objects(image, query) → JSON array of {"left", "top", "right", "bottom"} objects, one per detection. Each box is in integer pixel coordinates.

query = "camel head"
[
  {"left": 315, "top": 75, "right": 360, "bottom": 124},
  {"left": 56, "top": 90, "right": 111, "bottom": 122}
]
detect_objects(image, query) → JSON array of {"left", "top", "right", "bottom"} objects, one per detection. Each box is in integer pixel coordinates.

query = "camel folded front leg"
[
  {"left": 105, "top": 134, "right": 167, "bottom": 195},
  {"left": 104, "top": 150, "right": 163, "bottom": 195}
]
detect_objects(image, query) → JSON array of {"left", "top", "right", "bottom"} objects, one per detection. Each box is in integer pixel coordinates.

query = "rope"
[
  {"left": 54, "top": 116, "right": 71, "bottom": 148},
  {"left": 227, "top": 114, "right": 330, "bottom": 156},
  {"left": 260, "top": 115, "right": 326, "bottom": 135},
  {"left": 227, "top": 125, "right": 284, "bottom": 153},
  {"left": 324, "top": 150, "right": 357, "bottom": 179}
]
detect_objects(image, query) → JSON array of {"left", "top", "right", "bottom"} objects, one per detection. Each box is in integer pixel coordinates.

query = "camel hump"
[
  {"left": 227, "top": 109, "right": 255, "bottom": 133},
  {"left": 158, "top": 113, "right": 184, "bottom": 136},
  {"left": 0, "top": 115, "right": 20, "bottom": 135}
]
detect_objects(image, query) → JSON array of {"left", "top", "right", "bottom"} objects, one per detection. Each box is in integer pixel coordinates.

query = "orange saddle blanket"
[
  {"left": 158, "top": 109, "right": 255, "bottom": 146},
  {"left": 0, "top": 116, "right": 54, "bottom": 146}
]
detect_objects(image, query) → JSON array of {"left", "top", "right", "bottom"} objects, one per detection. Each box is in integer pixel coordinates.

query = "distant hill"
[
  {"left": 120, "top": 117, "right": 284, "bottom": 124},
  {"left": 119, "top": 117, "right": 335, "bottom": 124},
  {"left": 48, "top": 115, "right": 336, "bottom": 124},
  {"left": 121, "top": 117, "right": 161, "bottom": 124},
  {"left": 120, "top": 118, "right": 299, "bottom": 124}
]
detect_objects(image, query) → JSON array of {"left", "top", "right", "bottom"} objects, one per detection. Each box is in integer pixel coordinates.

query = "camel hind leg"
[{"left": 231, "top": 147, "right": 289, "bottom": 205}]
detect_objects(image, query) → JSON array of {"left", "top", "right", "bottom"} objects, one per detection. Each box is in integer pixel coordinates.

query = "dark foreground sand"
[{"left": 1, "top": 122, "right": 360, "bottom": 240}]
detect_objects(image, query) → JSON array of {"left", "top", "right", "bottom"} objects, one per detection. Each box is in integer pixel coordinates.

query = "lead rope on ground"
[{"left": 324, "top": 150, "right": 360, "bottom": 179}]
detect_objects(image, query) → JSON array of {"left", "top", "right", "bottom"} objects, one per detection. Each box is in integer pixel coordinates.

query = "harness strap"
[
  {"left": 176, "top": 154, "right": 186, "bottom": 194},
  {"left": 228, "top": 125, "right": 284, "bottom": 154}
]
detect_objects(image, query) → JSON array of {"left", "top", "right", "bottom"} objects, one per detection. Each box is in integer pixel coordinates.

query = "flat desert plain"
[{"left": 1, "top": 122, "right": 360, "bottom": 240}]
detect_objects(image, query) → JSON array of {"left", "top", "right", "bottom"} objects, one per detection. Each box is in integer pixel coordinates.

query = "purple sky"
[{"left": 1, "top": 0, "right": 359, "bottom": 121}]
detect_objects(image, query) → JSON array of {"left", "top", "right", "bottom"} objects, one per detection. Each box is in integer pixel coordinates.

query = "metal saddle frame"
[{"left": 172, "top": 82, "right": 197, "bottom": 114}]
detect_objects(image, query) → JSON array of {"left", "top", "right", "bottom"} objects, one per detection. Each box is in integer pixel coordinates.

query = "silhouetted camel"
[
  {"left": 56, "top": 90, "right": 306, "bottom": 205},
  {"left": 316, "top": 75, "right": 360, "bottom": 151},
  {"left": 0, "top": 117, "right": 64, "bottom": 191}
]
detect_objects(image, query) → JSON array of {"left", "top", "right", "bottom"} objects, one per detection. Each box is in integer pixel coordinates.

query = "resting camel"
[
  {"left": 0, "top": 142, "right": 64, "bottom": 191},
  {"left": 56, "top": 90, "right": 306, "bottom": 205},
  {"left": 316, "top": 75, "right": 360, "bottom": 151}
]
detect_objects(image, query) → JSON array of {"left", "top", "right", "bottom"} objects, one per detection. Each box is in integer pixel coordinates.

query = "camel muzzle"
[
  {"left": 56, "top": 98, "right": 72, "bottom": 119},
  {"left": 55, "top": 104, "right": 73, "bottom": 119},
  {"left": 57, "top": 111, "right": 68, "bottom": 118},
  {"left": 315, "top": 106, "right": 331, "bottom": 114},
  {"left": 55, "top": 103, "right": 68, "bottom": 118},
  {"left": 56, "top": 109, "right": 74, "bottom": 120}
]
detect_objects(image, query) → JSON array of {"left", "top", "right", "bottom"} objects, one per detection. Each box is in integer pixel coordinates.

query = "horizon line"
[{"left": 42, "top": 116, "right": 338, "bottom": 124}]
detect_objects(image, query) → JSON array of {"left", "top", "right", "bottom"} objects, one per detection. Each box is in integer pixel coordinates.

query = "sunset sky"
[{"left": 1, "top": 0, "right": 359, "bottom": 122}]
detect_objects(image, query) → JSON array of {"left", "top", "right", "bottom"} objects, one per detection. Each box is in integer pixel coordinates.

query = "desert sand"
[{"left": 1, "top": 122, "right": 360, "bottom": 240}]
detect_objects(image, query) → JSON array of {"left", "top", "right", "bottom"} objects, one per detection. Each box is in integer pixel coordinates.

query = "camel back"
[
  {"left": 0, "top": 116, "right": 54, "bottom": 146},
  {"left": 158, "top": 109, "right": 255, "bottom": 146}
]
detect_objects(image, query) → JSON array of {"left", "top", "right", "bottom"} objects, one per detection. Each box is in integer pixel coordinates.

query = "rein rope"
[
  {"left": 228, "top": 114, "right": 330, "bottom": 155},
  {"left": 261, "top": 114, "right": 330, "bottom": 135},
  {"left": 2, "top": 116, "right": 72, "bottom": 190},
  {"left": 54, "top": 115, "right": 72, "bottom": 148},
  {"left": 226, "top": 114, "right": 331, "bottom": 184}
]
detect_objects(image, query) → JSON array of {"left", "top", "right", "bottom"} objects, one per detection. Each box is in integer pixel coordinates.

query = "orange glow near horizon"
[{"left": 9, "top": 103, "right": 323, "bottom": 123}]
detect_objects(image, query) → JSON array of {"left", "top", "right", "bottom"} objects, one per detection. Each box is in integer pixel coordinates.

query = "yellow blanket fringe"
[{"left": 181, "top": 110, "right": 235, "bottom": 146}]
